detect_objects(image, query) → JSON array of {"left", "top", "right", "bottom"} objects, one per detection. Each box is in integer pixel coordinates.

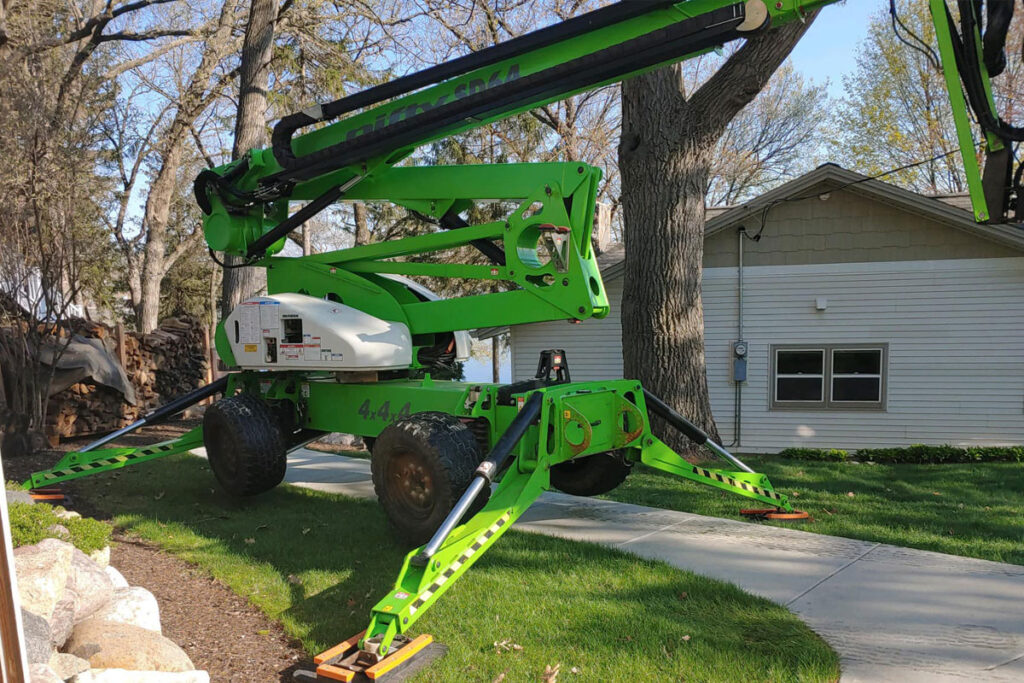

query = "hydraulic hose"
[{"left": 412, "top": 392, "right": 544, "bottom": 566}]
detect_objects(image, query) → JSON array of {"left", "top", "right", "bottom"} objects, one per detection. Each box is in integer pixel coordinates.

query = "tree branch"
[
  {"left": 96, "top": 29, "right": 197, "bottom": 43},
  {"left": 163, "top": 226, "right": 204, "bottom": 274},
  {"left": 25, "top": 0, "right": 181, "bottom": 52},
  {"left": 689, "top": 13, "right": 818, "bottom": 139},
  {"left": 103, "top": 35, "right": 203, "bottom": 79}
]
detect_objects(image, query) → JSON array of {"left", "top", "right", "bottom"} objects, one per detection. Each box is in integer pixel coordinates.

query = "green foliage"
[
  {"left": 776, "top": 447, "right": 850, "bottom": 462},
  {"left": 830, "top": 0, "right": 1024, "bottom": 193},
  {"left": 160, "top": 245, "right": 214, "bottom": 324},
  {"left": 8, "top": 502, "right": 112, "bottom": 554},
  {"left": 72, "top": 455, "right": 840, "bottom": 682},
  {"left": 777, "top": 445, "right": 1024, "bottom": 464}
]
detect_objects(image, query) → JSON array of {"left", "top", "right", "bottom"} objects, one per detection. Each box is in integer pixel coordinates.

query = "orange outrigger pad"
[
  {"left": 310, "top": 632, "right": 442, "bottom": 682},
  {"left": 740, "top": 508, "right": 812, "bottom": 522}
]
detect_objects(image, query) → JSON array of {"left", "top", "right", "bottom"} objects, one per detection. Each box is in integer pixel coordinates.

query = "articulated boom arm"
[
  {"left": 198, "top": 0, "right": 858, "bottom": 357},
  {"left": 197, "top": 0, "right": 1020, "bottom": 356}
]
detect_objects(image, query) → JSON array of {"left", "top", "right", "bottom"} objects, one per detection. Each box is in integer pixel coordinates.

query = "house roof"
[
  {"left": 475, "top": 164, "right": 1024, "bottom": 339},
  {"left": 599, "top": 163, "right": 1024, "bottom": 281}
]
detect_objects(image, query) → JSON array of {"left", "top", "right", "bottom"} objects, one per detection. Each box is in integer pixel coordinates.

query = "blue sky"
[{"left": 789, "top": 0, "right": 883, "bottom": 97}]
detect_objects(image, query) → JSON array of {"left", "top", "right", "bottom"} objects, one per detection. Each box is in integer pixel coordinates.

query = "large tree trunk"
[
  {"left": 353, "top": 202, "right": 370, "bottom": 246},
  {"left": 136, "top": 1, "right": 239, "bottom": 333},
  {"left": 138, "top": 143, "right": 184, "bottom": 333},
  {"left": 220, "top": 0, "right": 278, "bottom": 318},
  {"left": 619, "top": 18, "right": 817, "bottom": 456},
  {"left": 620, "top": 67, "right": 719, "bottom": 451}
]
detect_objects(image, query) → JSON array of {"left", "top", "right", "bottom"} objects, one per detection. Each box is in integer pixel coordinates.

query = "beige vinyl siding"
[
  {"left": 511, "top": 277, "right": 624, "bottom": 382},
  {"left": 704, "top": 257, "right": 1024, "bottom": 451},
  {"left": 511, "top": 257, "right": 1024, "bottom": 452},
  {"left": 703, "top": 189, "right": 1019, "bottom": 268}
]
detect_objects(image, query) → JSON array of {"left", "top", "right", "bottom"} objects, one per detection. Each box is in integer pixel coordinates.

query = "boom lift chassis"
[{"left": 25, "top": 0, "right": 1023, "bottom": 679}]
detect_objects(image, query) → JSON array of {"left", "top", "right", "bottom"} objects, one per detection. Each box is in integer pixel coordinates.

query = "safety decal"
[
  {"left": 407, "top": 512, "right": 512, "bottom": 616},
  {"left": 691, "top": 467, "right": 782, "bottom": 501},
  {"left": 43, "top": 442, "right": 178, "bottom": 481}
]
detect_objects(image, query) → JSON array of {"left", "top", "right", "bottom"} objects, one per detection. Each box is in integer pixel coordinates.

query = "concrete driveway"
[{"left": 277, "top": 448, "right": 1024, "bottom": 682}]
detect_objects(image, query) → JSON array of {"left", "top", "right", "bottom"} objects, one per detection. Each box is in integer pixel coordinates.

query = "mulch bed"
[
  {"left": 112, "top": 536, "right": 311, "bottom": 682},
  {"left": 4, "top": 418, "right": 314, "bottom": 682}
]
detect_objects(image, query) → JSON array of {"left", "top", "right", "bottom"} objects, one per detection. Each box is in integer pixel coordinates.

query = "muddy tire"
[
  {"left": 203, "top": 394, "right": 288, "bottom": 496},
  {"left": 371, "top": 412, "right": 486, "bottom": 547},
  {"left": 549, "top": 451, "right": 631, "bottom": 497}
]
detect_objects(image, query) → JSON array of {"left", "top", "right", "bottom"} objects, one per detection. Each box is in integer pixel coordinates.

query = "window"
[
  {"left": 775, "top": 350, "right": 824, "bottom": 402},
  {"left": 771, "top": 344, "right": 887, "bottom": 410}
]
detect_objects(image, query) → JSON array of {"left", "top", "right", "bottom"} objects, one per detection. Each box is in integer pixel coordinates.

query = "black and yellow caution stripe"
[
  {"left": 691, "top": 466, "right": 783, "bottom": 501},
  {"left": 409, "top": 511, "right": 512, "bottom": 616},
  {"left": 40, "top": 442, "right": 181, "bottom": 482}
]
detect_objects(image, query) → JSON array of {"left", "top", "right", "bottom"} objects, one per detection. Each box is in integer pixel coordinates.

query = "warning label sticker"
[
  {"left": 303, "top": 335, "right": 321, "bottom": 361},
  {"left": 281, "top": 344, "right": 302, "bottom": 361}
]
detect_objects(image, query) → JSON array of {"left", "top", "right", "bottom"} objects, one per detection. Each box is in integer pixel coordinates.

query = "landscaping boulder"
[
  {"left": 49, "top": 593, "right": 76, "bottom": 648},
  {"left": 66, "top": 548, "right": 114, "bottom": 622},
  {"left": 5, "top": 488, "right": 35, "bottom": 506},
  {"left": 29, "top": 663, "right": 62, "bottom": 683},
  {"left": 103, "top": 566, "right": 129, "bottom": 589},
  {"left": 91, "top": 586, "right": 161, "bottom": 633},
  {"left": 14, "top": 539, "right": 74, "bottom": 619},
  {"left": 22, "top": 608, "right": 53, "bottom": 665},
  {"left": 72, "top": 670, "right": 210, "bottom": 683},
  {"left": 49, "top": 652, "right": 90, "bottom": 680},
  {"left": 65, "top": 619, "right": 194, "bottom": 672}
]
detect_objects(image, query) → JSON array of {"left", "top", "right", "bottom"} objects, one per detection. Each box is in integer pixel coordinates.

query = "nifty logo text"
[{"left": 344, "top": 65, "right": 521, "bottom": 141}]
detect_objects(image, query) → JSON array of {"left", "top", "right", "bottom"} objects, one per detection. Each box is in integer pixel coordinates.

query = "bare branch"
[{"left": 25, "top": 0, "right": 182, "bottom": 52}]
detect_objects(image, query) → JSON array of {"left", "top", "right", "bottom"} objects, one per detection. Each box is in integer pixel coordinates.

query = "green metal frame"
[
  {"left": 24, "top": 372, "right": 791, "bottom": 657},
  {"left": 929, "top": 0, "right": 1001, "bottom": 223}
]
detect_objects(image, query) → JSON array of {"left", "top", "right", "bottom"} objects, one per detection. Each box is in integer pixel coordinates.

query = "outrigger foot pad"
[
  {"left": 740, "top": 508, "right": 812, "bottom": 522},
  {"left": 297, "top": 633, "right": 446, "bottom": 682}
]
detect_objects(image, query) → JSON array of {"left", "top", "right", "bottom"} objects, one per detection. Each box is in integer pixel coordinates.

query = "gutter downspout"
[
  {"left": 727, "top": 226, "right": 747, "bottom": 448},
  {"left": 736, "top": 226, "right": 744, "bottom": 447}
]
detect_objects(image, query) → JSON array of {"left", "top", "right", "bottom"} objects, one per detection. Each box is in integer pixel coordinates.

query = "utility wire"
[{"left": 746, "top": 148, "right": 961, "bottom": 241}]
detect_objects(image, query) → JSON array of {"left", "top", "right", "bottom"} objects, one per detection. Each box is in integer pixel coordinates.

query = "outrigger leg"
[
  {"left": 305, "top": 374, "right": 801, "bottom": 681},
  {"left": 21, "top": 376, "right": 229, "bottom": 490},
  {"left": 307, "top": 394, "right": 546, "bottom": 682}
]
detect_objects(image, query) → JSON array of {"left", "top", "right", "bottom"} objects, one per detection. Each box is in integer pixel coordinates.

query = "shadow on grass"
[{"left": 73, "top": 455, "right": 840, "bottom": 682}]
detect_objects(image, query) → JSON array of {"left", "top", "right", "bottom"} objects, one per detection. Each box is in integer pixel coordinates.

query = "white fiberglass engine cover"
[
  {"left": 225, "top": 293, "right": 412, "bottom": 371},
  {"left": 379, "top": 273, "right": 471, "bottom": 362}
]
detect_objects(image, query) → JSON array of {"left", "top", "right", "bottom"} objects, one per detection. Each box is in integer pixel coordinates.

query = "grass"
[
  {"left": 603, "top": 458, "right": 1024, "bottom": 566},
  {"left": 7, "top": 500, "right": 112, "bottom": 553},
  {"left": 72, "top": 454, "right": 839, "bottom": 682}
]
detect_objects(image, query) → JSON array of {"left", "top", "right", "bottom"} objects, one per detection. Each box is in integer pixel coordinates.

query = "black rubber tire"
[
  {"left": 203, "top": 394, "right": 288, "bottom": 496},
  {"left": 371, "top": 412, "right": 486, "bottom": 547},
  {"left": 549, "top": 451, "right": 631, "bottom": 497}
]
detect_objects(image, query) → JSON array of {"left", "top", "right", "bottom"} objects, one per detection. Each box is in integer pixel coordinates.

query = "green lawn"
[
  {"left": 71, "top": 455, "right": 839, "bottom": 682},
  {"left": 603, "top": 458, "right": 1024, "bottom": 565}
]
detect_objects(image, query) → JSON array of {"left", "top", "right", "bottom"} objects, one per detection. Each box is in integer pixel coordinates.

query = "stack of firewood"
[{"left": 45, "top": 316, "right": 211, "bottom": 443}]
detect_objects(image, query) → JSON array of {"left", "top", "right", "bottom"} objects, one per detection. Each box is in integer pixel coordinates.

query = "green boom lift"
[{"left": 25, "top": 1, "right": 1024, "bottom": 679}]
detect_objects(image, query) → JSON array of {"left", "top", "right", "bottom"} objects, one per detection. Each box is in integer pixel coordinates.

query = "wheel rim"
[{"left": 386, "top": 450, "right": 436, "bottom": 519}]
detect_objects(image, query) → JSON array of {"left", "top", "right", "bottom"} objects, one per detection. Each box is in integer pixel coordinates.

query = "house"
[{"left": 481, "top": 164, "right": 1024, "bottom": 452}]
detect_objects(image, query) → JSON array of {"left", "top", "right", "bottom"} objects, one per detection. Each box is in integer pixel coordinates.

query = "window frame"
[{"left": 770, "top": 343, "right": 888, "bottom": 411}]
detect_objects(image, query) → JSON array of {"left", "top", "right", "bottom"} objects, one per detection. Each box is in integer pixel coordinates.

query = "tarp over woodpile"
[{"left": 37, "top": 335, "right": 136, "bottom": 405}]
